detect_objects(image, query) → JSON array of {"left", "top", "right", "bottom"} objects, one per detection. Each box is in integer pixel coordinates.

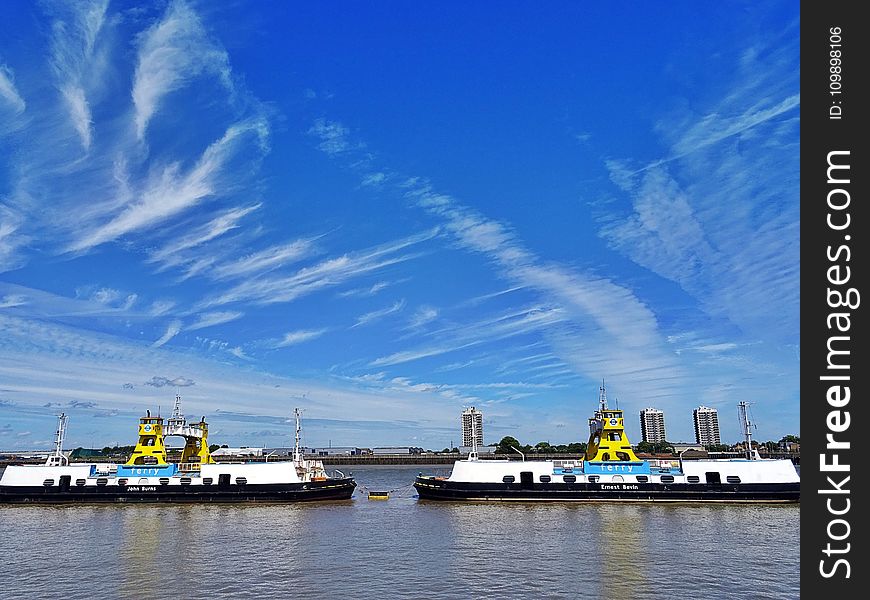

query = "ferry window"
[
  {"left": 236, "top": 477, "right": 248, "bottom": 485},
  {"left": 43, "top": 479, "right": 54, "bottom": 486},
  {"left": 75, "top": 479, "right": 86, "bottom": 486},
  {"left": 502, "top": 475, "right": 515, "bottom": 483},
  {"left": 602, "top": 453, "right": 610, "bottom": 461},
  {"left": 705, "top": 472, "right": 722, "bottom": 485},
  {"left": 159, "top": 478, "right": 170, "bottom": 485},
  {"left": 587, "top": 476, "right": 598, "bottom": 483},
  {"left": 660, "top": 475, "right": 674, "bottom": 484},
  {"left": 563, "top": 475, "right": 577, "bottom": 483},
  {"left": 96, "top": 478, "right": 108, "bottom": 486},
  {"left": 539, "top": 475, "right": 551, "bottom": 483},
  {"left": 180, "top": 477, "right": 192, "bottom": 485},
  {"left": 118, "top": 479, "right": 128, "bottom": 486},
  {"left": 202, "top": 478, "right": 213, "bottom": 485},
  {"left": 687, "top": 476, "right": 700, "bottom": 483},
  {"left": 636, "top": 476, "right": 648, "bottom": 483},
  {"left": 726, "top": 476, "right": 741, "bottom": 484}
]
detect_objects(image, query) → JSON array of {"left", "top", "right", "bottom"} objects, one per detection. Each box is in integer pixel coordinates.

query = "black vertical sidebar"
[{"left": 801, "top": 1, "right": 867, "bottom": 595}]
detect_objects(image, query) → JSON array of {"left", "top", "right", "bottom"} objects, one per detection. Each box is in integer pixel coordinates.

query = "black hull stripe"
[
  {"left": 0, "top": 480, "right": 356, "bottom": 504},
  {"left": 413, "top": 478, "right": 799, "bottom": 502}
]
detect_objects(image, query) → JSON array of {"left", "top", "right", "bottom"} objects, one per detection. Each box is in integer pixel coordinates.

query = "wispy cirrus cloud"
[
  {"left": 599, "top": 38, "right": 799, "bottom": 345},
  {"left": 352, "top": 299, "right": 405, "bottom": 328},
  {"left": 308, "top": 118, "right": 353, "bottom": 155},
  {"left": 147, "top": 203, "right": 261, "bottom": 271},
  {"left": 211, "top": 237, "right": 319, "bottom": 280},
  {"left": 48, "top": 0, "right": 109, "bottom": 150},
  {"left": 69, "top": 117, "right": 269, "bottom": 252},
  {"left": 199, "top": 228, "right": 437, "bottom": 308},
  {"left": 132, "top": 0, "right": 232, "bottom": 140},
  {"left": 187, "top": 311, "right": 244, "bottom": 331},
  {"left": 271, "top": 328, "right": 328, "bottom": 348},
  {"left": 152, "top": 319, "right": 182, "bottom": 348},
  {"left": 0, "top": 63, "right": 26, "bottom": 115}
]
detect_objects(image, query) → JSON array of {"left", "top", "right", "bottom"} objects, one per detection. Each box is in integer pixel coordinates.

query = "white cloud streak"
[
  {"left": 132, "top": 0, "right": 232, "bottom": 140},
  {"left": 199, "top": 228, "right": 437, "bottom": 308},
  {"left": 152, "top": 319, "right": 182, "bottom": 347},
  {"left": 0, "top": 63, "right": 25, "bottom": 114},
  {"left": 69, "top": 117, "right": 269, "bottom": 252},
  {"left": 48, "top": 0, "right": 109, "bottom": 149},
  {"left": 187, "top": 311, "right": 244, "bottom": 331},
  {"left": 352, "top": 300, "right": 405, "bottom": 328},
  {"left": 272, "top": 329, "right": 328, "bottom": 348}
]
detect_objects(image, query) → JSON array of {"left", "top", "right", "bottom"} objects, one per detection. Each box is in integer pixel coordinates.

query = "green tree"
[
  {"left": 534, "top": 441, "right": 551, "bottom": 453},
  {"left": 209, "top": 444, "right": 221, "bottom": 452},
  {"left": 496, "top": 436, "right": 521, "bottom": 454}
]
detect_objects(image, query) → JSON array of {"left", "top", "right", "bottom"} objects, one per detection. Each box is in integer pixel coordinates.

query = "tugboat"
[
  {"left": 415, "top": 384, "right": 799, "bottom": 502},
  {"left": 0, "top": 399, "right": 356, "bottom": 503}
]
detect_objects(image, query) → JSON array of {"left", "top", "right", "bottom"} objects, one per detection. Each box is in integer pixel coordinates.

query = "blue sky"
[{"left": 0, "top": 1, "right": 799, "bottom": 450}]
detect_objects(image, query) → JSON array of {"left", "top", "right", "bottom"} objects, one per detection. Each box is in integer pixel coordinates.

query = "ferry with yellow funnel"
[
  {"left": 0, "top": 398, "right": 356, "bottom": 503},
  {"left": 415, "top": 384, "right": 799, "bottom": 502}
]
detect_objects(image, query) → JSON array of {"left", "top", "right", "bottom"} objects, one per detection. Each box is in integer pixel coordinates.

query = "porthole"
[
  {"left": 660, "top": 475, "right": 674, "bottom": 484},
  {"left": 726, "top": 476, "right": 741, "bottom": 484},
  {"left": 159, "top": 478, "right": 170, "bottom": 485},
  {"left": 539, "top": 475, "right": 551, "bottom": 483},
  {"left": 235, "top": 477, "right": 248, "bottom": 485},
  {"left": 502, "top": 475, "right": 515, "bottom": 484},
  {"left": 687, "top": 475, "right": 700, "bottom": 483},
  {"left": 96, "top": 478, "right": 108, "bottom": 486},
  {"left": 587, "top": 475, "right": 599, "bottom": 483},
  {"left": 75, "top": 479, "right": 86, "bottom": 486},
  {"left": 635, "top": 475, "right": 648, "bottom": 483},
  {"left": 563, "top": 475, "right": 577, "bottom": 483},
  {"left": 180, "top": 477, "right": 192, "bottom": 485},
  {"left": 43, "top": 479, "right": 54, "bottom": 487},
  {"left": 202, "top": 477, "right": 213, "bottom": 485}
]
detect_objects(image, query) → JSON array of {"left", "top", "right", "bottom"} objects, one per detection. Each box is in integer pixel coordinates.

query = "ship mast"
[
  {"left": 46, "top": 413, "right": 69, "bottom": 466},
  {"left": 293, "top": 407, "right": 303, "bottom": 465},
  {"left": 738, "top": 401, "right": 758, "bottom": 460},
  {"left": 598, "top": 379, "right": 608, "bottom": 412}
]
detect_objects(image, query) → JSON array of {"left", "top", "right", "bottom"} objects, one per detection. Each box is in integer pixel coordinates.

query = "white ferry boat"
[
  {"left": 0, "top": 399, "right": 355, "bottom": 503},
  {"left": 415, "top": 386, "right": 799, "bottom": 503}
]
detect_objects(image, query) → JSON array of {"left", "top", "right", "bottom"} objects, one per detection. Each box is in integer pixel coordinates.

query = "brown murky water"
[{"left": 0, "top": 465, "right": 799, "bottom": 599}]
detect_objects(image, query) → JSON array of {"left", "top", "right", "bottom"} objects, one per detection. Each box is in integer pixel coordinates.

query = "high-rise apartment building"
[
  {"left": 693, "top": 406, "right": 721, "bottom": 446},
  {"left": 461, "top": 407, "right": 484, "bottom": 447},
  {"left": 639, "top": 408, "right": 667, "bottom": 443}
]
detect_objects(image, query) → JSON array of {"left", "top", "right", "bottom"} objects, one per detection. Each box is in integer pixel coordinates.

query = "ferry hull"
[
  {"left": 0, "top": 478, "right": 356, "bottom": 504},
  {"left": 414, "top": 477, "right": 799, "bottom": 503}
]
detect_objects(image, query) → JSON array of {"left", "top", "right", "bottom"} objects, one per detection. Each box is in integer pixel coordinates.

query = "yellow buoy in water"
[{"left": 368, "top": 491, "right": 390, "bottom": 500}]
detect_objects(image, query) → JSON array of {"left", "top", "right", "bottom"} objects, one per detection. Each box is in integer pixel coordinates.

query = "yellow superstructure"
[
  {"left": 179, "top": 417, "right": 215, "bottom": 465},
  {"left": 584, "top": 384, "right": 641, "bottom": 462},
  {"left": 124, "top": 399, "right": 214, "bottom": 468},
  {"left": 125, "top": 412, "right": 169, "bottom": 466}
]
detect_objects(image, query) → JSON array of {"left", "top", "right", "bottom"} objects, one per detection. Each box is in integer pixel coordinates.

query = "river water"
[{"left": 0, "top": 464, "right": 799, "bottom": 599}]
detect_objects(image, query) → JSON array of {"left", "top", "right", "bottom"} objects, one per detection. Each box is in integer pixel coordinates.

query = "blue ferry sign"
[{"left": 584, "top": 462, "right": 650, "bottom": 475}]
